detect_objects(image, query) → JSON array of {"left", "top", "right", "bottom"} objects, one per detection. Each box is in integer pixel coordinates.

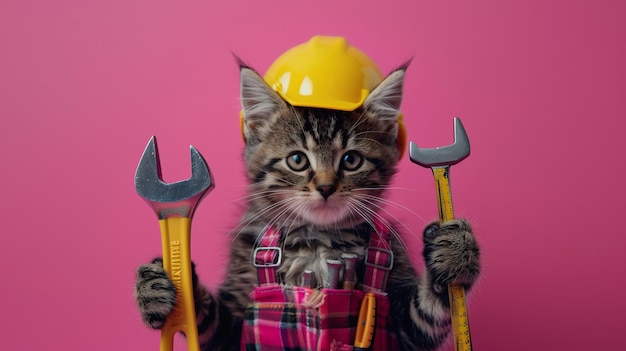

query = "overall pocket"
[{"left": 243, "top": 286, "right": 364, "bottom": 351}]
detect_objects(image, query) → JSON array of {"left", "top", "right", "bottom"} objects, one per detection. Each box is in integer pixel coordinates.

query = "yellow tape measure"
[
  {"left": 449, "top": 284, "right": 472, "bottom": 351},
  {"left": 434, "top": 167, "right": 455, "bottom": 221},
  {"left": 432, "top": 167, "right": 472, "bottom": 351}
]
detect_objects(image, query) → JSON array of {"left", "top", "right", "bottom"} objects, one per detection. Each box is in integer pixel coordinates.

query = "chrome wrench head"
[
  {"left": 135, "top": 136, "right": 214, "bottom": 219},
  {"left": 409, "top": 117, "right": 471, "bottom": 167}
]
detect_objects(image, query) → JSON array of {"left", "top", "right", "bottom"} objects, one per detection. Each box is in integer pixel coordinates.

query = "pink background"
[{"left": 1, "top": 0, "right": 624, "bottom": 350}]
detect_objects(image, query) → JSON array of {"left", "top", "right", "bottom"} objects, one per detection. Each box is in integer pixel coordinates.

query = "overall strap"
[
  {"left": 252, "top": 225, "right": 282, "bottom": 286},
  {"left": 362, "top": 219, "right": 394, "bottom": 293}
]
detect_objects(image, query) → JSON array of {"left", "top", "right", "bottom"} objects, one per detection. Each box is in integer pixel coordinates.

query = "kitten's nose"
[{"left": 316, "top": 184, "right": 337, "bottom": 200}]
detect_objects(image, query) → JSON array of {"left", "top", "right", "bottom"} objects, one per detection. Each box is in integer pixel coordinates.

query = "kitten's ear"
[
  {"left": 363, "top": 63, "right": 409, "bottom": 121},
  {"left": 239, "top": 63, "right": 286, "bottom": 138}
]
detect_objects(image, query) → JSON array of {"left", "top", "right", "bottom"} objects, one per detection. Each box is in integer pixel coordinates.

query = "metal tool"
[
  {"left": 302, "top": 269, "right": 316, "bottom": 289},
  {"left": 341, "top": 253, "right": 359, "bottom": 290},
  {"left": 325, "top": 259, "right": 343, "bottom": 289},
  {"left": 135, "top": 136, "right": 214, "bottom": 351},
  {"left": 409, "top": 117, "right": 472, "bottom": 351}
]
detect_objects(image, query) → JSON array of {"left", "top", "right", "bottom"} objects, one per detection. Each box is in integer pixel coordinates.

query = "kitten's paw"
[
  {"left": 423, "top": 219, "right": 480, "bottom": 294},
  {"left": 134, "top": 258, "right": 177, "bottom": 329}
]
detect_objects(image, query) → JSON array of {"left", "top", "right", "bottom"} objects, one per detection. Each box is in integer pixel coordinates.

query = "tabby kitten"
[{"left": 134, "top": 63, "right": 481, "bottom": 351}]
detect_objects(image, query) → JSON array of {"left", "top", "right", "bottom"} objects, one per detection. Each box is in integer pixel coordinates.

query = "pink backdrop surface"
[{"left": 1, "top": 0, "right": 624, "bottom": 350}]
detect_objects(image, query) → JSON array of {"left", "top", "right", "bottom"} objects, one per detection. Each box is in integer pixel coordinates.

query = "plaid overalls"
[{"left": 242, "top": 220, "right": 399, "bottom": 351}]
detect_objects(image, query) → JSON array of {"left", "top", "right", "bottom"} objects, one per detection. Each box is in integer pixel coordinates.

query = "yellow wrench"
[
  {"left": 409, "top": 118, "right": 472, "bottom": 351},
  {"left": 135, "top": 136, "right": 214, "bottom": 351}
]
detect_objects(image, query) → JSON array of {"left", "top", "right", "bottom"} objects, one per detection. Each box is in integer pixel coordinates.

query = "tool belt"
[{"left": 241, "top": 221, "right": 399, "bottom": 351}]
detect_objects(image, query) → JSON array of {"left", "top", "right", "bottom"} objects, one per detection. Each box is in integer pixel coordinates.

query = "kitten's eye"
[
  {"left": 341, "top": 151, "right": 363, "bottom": 171},
  {"left": 286, "top": 151, "right": 310, "bottom": 172}
]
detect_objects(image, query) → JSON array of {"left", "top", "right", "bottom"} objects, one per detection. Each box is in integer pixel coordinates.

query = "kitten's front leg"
[
  {"left": 398, "top": 219, "right": 480, "bottom": 350},
  {"left": 134, "top": 259, "right": 227, "bottom": 350},
  {"left": 422, "top": 219, "right": 481, "bottom": 298},
  {"left": 389, "top": 219, "right": 480, "bottom": 351},
  {"left": 134, "top": 258, "right": 178, "bottom": 329}
]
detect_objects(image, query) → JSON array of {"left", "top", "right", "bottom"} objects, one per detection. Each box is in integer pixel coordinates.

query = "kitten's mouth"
[{"left": 304, "top": 199, "right": 349, "bottom": 226}]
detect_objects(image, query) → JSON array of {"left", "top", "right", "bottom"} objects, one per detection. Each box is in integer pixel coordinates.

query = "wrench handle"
[
  {"left": 431, "top": 166, "right": 472, "bottom": 351},
  {"left": 159, "top": 217, "right": 200, "bottom": 351}
]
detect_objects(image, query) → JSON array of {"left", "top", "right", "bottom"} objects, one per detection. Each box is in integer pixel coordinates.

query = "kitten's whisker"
[
  {"left": 347, "top": 110, "right": 397, "bottom": 148},
  {"left": 279, "top": 201, "right": 309, "bottom": 243},
  {"left": 352, "top": 186, "right": 416, "bottom": 192},
  {"left": 267, "top": 199, "right": 303, "bottom": 232},
  {"left": 248, "top": 200, "right": 303, "bottom": 249},
  {"left": 285, "top": 201, "right": 309, "bottom": 236},
  {"left": 345, "top": 198, "right": 409, "bottom": 253},
  {"left": 241, "top": 190, "right": 294, "bottom": 203},
  {"left": 353, "top": 196, "right": 423, "bottom": 243},
  {"left": 247, "top": 208, "right": 294, "bottom": 252},
  {"left": 258, "top": 194, "right": 307, "bottom": 234},
  {"left": 226, "top": 189, "right": 295, "bottom": 207},
  {"left": 353, "top": 130, "right": 394, "bottom": 137},
  {"left": 346, "top": 110, "right": 371, "bottom": 136},
  {"left": 348, "top": 199, "right": 412, "bottom": 252},
  {"left": 344, "top": 199, "right": 380, "bottom": 239},
  {"left": 246, "top": 164, "right": 299, "bottom": 187},
  {"left": 352, "top": 127, "right": 396, "bottom": 148},
  {"left": 290, "top": 105, "right": 307, "bottom": 138},
  {"left": 350, "top": 192, "right": 428, "bottom": 225},
  {"left": 227, "top": 197, "right": 293, "bottom": 240}
]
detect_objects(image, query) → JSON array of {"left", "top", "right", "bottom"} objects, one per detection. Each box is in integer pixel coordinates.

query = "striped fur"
[{"left": 134, "top": 63, "right": 480, "bottom": 350}]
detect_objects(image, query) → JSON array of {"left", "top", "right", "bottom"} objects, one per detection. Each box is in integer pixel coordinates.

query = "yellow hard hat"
[
  {"left": 264, "top": 35, "right": 384, "bottom": 111},
  {"left": 242, "top": 35, "right": 407, "bottom": 158}
]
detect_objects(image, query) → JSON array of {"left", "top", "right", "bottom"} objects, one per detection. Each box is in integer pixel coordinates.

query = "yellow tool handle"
[
  {"left": 354, "top": 292, "right": 377, "bottom": 350},
  {"left": 159, "top": 217, "right": 200, "bottom": 351},
  {"left": 432, "top": 167, "right": 472, "bottom": 351},
  {"left": 449, "top": 284, "right": 472, "bottom": 351}
]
